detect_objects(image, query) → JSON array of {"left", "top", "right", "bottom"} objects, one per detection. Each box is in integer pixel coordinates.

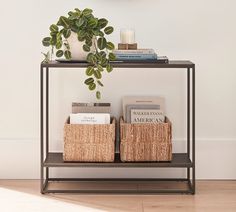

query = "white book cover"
[
  {"left": 131, "top": 109, "right": 165, "bottom": 123},
  {"left": 70, "top": 113, "right": 110, "bottom": 124}
]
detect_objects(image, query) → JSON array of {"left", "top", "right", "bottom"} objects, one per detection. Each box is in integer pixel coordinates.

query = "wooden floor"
[{"left": 0, "top": 180, "right": 236, "bottom": 212}]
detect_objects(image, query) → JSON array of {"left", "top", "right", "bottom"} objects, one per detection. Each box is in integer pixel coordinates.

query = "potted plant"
[{"left": 42, "top": 8, "right": 116, "bottom": 99}]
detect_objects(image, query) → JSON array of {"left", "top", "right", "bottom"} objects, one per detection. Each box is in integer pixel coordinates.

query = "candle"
[{"left": 120, "top": 29, "right": 135, "bottom": 44}]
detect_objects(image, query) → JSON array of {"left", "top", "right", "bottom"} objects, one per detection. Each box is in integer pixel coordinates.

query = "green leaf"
[
  {"left": 56, "top": 32, "right": 62, "bottom": 41},
  {"left": 64, "top": 42, "right": 70, "bottom": 50},
  {"left": 98, "top": 31, "right": 104, "bottom": 37},
  {"left": 77, "top": 36, "right": 85, "bottom": 42},
  {"left": 68, "top": 11, "right": 74, "bottom": 16},
  {"left": 88, "top": 18, "right": 98, "bottom": 28},
  {"left": 64, "top": 50, "right": 72, "bottom": 59},
  {"left": 82, "top": 19, "right": 88, "bottom": 27},
  {"left": 91, "top": 56, "right": 97, "bottom": 64},
  {"left": 99, "top": 51, "right": 106, "bottom": 58},
  {"left": 75, "top": 18, "right": 84, "bottom": 28},
  {"left": 106, "top": 64, "right": 113, "bottom": 72},
  {"left": 94, "top": 69, "right": 102, "bottom": 79},
  {"left": 101, "top": 57, "right": 108, "bottom": 67},
  {"left": 77, "top": 30, "right": 86, "bottom": 41},
  {"left": 42, "top": 37, "right": 51, "bottom": 47},
  {"left": 95, "top": 52, "right": 102, "bottom": 61},
  {"left": 87, "top": 53, "right": 93, "bottom": 62},
  {"left": 50, "top": 36, "right": 57, "bottom": 45},
  {"left": 98, "top": 18, "right": 108, "bottom": 28},
  {"left": 87, "top": 54, "right": 97, "bottom": 64},
  {"left": 63, "top": 29, "right": 71, "bottom": 39},
  {"left": 56, "top": 41, "right": 62, "bottom": 49},
  {"left": 92, "top": 29, "right": 100, "bottom": 36},
  {"left": 96, "top": 91, "right": 101, "bottom": 99},
  {"left": 97, "top": 80, "right": 104, "bottom": 87},
  {"left": 104, "top": 26, "right": 114, "bottom": 35},
  {"left": 108, "top": 52, "right": 116, "bottom": 60},
  {"left": 50, "top": 31, "right": 57, "bottom": 37},
  {"left": 97, "top": 64, "right": 104, "bottom": 72},
  {"left": 86, "top": 33, "right": 93, "bottom": 39},
  {"left": 82, "top": 8, "right": 93, "bottom": 16},
  {"left": 57, "top": 16, "right": 70, "bottom": 28},
  {"left": 74, "top": 8, "right": 81, "bottom": 13},
  {"left": 92, "top": 30, "right": 104, "bottom": 37},
  {"left": 56, "top": 50, "right": 63, "bottom": 58},
  {"left": 68, "top": 11, "right": 79, "bottom": 20},
  {"left": 71, "top": 24, "right": 79, "bottom": 33},
  {"left": 41, "top": 51, "right": 50, "bottom": 63},
  {"left": 84, "top": 77, "right": 94, "bottom": 85},
  {"left": 49, "top": 24, "right": 58, "bottom": 32},
  {"left": 106, "top": 42, "right": 115, "bottom": 50},
  {"left": 83, "top": 44, "right": 90, "bottom": 52},
  {"left": 89, "top": 83, "right": 96, "bottom": 90},
  {"left": 97, "top": 37, "right": 107, "bottom": 50},
  {"left": 86, "top": 66, "right": 94, "bottom": 76},
  {"left": 85, "top": 39, "right": 92, "bottom": 47}
]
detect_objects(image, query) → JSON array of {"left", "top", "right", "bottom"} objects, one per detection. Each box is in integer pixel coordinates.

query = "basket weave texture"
[
  {"left": 120, "top": 117, "right": 172, "bottom": 162},
  {"left": 63, "top": 117, "right": 116, "bottom": 162}
]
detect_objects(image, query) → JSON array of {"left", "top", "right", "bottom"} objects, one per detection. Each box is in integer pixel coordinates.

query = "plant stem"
[
  {"left": 93, "top": 37, "right": 99, "bottom": 54},
  {"left": 51, "top": 46, "right": 54, "bottom": 61}
]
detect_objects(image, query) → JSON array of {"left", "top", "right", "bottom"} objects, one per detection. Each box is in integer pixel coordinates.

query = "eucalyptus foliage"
[{"left": 42, "top": 8, "right": 116, "bottom": 99}]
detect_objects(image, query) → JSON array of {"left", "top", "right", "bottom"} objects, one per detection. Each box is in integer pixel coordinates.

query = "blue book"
[{"left": 115, "top": 53, "right": 157, "bottom": 60}]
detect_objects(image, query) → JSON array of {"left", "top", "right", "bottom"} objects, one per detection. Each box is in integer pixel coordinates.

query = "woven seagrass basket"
[
  {"left": 120, "top": 117, "right": 172, "bottom": 162},
  {"left": 63, "top": 117, "right": 116, "bottom": 162}
]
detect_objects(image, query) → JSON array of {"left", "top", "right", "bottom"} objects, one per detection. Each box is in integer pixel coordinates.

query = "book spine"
[
  {"left": 113, "top": 49, "right": 155, "bottom": 54},
  {"left": 115, "top": 54, "right": 157, "bottom": 60},
  {"left": 72, "top": 102, "right": 111, "bottom": 107},
  {"left": 72, "top": 106, "right": 111, "bottom": 114}
]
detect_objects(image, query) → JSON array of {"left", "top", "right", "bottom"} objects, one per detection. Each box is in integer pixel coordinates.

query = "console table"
[{"left": 40, "top": 60, "right": 195, "bottom": 194}]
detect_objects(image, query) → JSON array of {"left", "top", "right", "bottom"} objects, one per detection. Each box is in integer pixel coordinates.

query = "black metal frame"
[{"left": 40, "top": 60, "right": 195, "bottom": 194}]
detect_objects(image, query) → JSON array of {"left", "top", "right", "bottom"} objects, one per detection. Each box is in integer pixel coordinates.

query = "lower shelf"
[
  {"left": 42, "top": 178, "right": 194, "bottom": 194},
  {"left": 43, "top": 152, "right": 192, "bottom": 168},
  {"left": 42, "top": 153, "right": 194, "bottom": 194}
]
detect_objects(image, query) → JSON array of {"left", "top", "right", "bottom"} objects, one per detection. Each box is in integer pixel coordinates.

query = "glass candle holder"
[{"left": 120, "top": 29, "right": 135, "bottom": 44}]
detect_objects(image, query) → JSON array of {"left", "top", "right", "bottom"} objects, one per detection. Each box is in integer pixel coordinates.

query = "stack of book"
[
  {"left": 122, "top": 96, "right": 165, "bottom": 124},
  {"left": 113, "top": 49, "right": 168, "bottom": 63},
  {"left": 70, "top": 103, "right": 111, "bottom": 124}
]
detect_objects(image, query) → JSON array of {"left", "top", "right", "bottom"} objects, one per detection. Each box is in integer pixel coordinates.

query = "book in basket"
[
  {"left": 122, "top": 96, "right": 165, "bottom": 122},
  {"left": 70, "top": 113, "right": 110, "bottom": 124},
  {"left": 130, "top": 109, "right": 165, "bottom": 124},
  {"left": 72, "top": 102, "right": 111, "bottom": 113}
]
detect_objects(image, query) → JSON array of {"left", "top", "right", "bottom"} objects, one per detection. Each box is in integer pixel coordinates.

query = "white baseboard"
[{"left": 0, "top": 138, "right": 236, "bottom": 179}]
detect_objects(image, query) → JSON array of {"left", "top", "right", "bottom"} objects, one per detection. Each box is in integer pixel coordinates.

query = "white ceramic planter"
[{"left": 67, "top": 31, "right": 94, "bottom": 60}]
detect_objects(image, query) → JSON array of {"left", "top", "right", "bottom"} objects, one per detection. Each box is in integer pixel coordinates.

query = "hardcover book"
[
  {"left": 122, "top": 96, "right": 165, "bottom": 122},
  {"left": 70, "top": 113, "right": 110, "bottom": 124},
  {"left": 113, "top": 49, "right": 155, "bottom": 54},
  {"left": 72, "top": 102, "right": 111, "bottom": 114},
  {"left": 130, "top": 109, "right": 165, "bottom": 124},
  {"left": 126, "top": 104, "right": 162, "bottom": 123},
  {"left": 115, "top": 53, "right": 157, "bottom": 60},
  {"left": 112, "top": 59, "right": 168, "bottom": 64},
  {"left": 72, "top": 103, "right": 110, "bottom": 107}
]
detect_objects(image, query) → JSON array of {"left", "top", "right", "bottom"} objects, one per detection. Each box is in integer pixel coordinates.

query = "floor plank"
[{"left": 0, "top": 180, "right": 236, "bottom": 212}]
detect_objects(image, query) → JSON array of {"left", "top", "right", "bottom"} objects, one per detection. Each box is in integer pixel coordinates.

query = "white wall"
[{"left": 0, "top": 0, "right": 236, "bottom": 179}]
